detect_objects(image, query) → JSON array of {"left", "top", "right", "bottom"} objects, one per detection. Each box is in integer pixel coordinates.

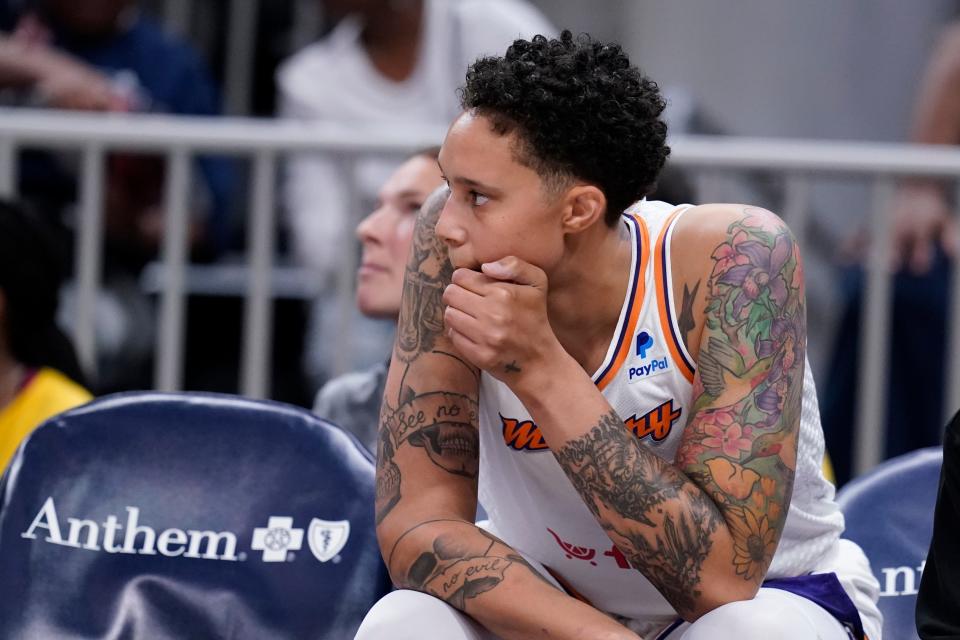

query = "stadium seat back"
[
  {"left": 837, "top": 446, "right": 943, "bottom": 640},
  {"left": 0, "top": 392, "right": 391, "bottom": 639}
]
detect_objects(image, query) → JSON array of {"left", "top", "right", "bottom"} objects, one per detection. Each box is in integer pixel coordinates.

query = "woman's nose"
[{"left": 434, "top": 198, "right": 466, "bottom": 248}]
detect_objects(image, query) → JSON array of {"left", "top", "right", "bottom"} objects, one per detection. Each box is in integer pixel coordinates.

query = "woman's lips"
[{"left": 358, "top": 263, "right": 389, "bottom": 277}]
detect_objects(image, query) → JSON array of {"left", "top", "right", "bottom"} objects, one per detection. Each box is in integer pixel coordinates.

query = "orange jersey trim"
[
  {"left": 653, "top": 207, "right": 696, "bottom": 384},
  {"left": 594, "top": 214, "right": 650, "bottom": 391}
]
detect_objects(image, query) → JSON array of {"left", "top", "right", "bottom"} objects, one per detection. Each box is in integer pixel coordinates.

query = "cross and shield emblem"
[{"left": 307, "top": 518, "right": 351, "bottom": 562}]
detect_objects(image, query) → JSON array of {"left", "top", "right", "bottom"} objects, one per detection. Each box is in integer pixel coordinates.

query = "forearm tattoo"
[
  {"left": 377, "top": 381, "right": 480, "bottom": 524},
  {"left": 556, "top": 412, "right": 680, "bottom": 527},
  {"left": 375, "top": 188, "right": 481, "bottom": 525},
  {"left": 395, "top": 188, "right": 454, "bottom": 363},
  {"left": 555, "top": 410, "right": 720, "bottom": 617},
  {"left": 375, "top": 414, "right": 402, "bottom": 525},
  {"left": 390, "top": 520, "right": 559, "bottom": 610}
]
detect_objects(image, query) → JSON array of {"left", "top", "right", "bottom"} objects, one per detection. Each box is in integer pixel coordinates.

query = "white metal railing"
[
  {"left": 1, "top": 107, "right": 958, "bottom": 477},
  {"left": 0, "top": 108, "right": 443, "bottom": 404}
]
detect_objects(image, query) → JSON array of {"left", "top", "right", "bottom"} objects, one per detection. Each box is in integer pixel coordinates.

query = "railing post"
[
  {"left": 74, "top": 144, "right": 106, "bottom": 380},
  {"left": 853, "top": 177, "right": 895, "bottom": 475},
  {"left": 154, "top": 148, "right": 191, "bottom": 392},
  {"left": 783, "top": 174, "right": 810, "bottom": 251},
  {"left": 332, "top": 156, "right": 360, "bottom": 378},
  {"left": 0, "top": 138, "right": 17, "bottom": 198},
  {"left": 241, "top": 150, "right": 277, "bottom": 398}
]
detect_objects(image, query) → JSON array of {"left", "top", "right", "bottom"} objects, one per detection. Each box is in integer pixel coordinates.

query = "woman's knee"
[
  {"left": 680, "top": 592, "right": 824, "bottom": 640},
  {"left": 355, "top": 589, "right": 489, "bottom": 640}
]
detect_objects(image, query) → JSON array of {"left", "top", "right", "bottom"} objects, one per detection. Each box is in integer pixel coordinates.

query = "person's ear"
[{"left": 561, "top": 185, "right": 607, "bottom": 234}]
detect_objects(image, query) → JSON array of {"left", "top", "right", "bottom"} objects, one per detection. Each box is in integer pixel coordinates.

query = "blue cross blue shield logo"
[{"left": 308, "top": 518, "right": 351, "bottom": 563}]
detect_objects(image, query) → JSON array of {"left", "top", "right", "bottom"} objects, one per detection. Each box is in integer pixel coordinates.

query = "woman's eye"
[{"left": 470, "top": 191, "right": 489, "bottom": 206}]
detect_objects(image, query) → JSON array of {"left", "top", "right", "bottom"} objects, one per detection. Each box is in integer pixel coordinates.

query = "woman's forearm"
[{"left": 385, "top": 518, "right": 641, "bottom": 640}]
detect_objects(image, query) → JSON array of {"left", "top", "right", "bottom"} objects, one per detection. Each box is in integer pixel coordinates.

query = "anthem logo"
[
  {"left": 20, "top": 497, "right": 352, "bottom": 564},
  {"left": 21, "top": 497, "right": 239, "bottom": 561}
]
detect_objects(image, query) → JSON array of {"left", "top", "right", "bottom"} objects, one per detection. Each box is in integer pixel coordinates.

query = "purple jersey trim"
[
  {"left": 592, "top": 215, "right": 643, "bottom": 386},
  {"left": 655, "top": 618, "right": 684, "bottom": 639}
]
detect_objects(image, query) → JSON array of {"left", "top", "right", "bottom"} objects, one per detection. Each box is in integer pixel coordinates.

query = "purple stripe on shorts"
[{"left": 763, "top": 572, "right": 866, "bottom": 640}]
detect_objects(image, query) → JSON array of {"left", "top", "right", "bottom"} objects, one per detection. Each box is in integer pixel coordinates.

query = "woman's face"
[
  {"left": 435, "top": 111, "right": 568, "bottom": 275},
  {"left": 355, "top": 154, "right": 443, "bottom": 318}
]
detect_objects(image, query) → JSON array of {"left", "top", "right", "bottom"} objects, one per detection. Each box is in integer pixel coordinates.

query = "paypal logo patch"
[
  {"left": 636, "top": 332, "right": 654, "bottom": 359},
  {"left": 629, "top": 330, "right": 670, "bottom": 382},
  {"left": 628, "top": 357, "right": 669, "bottom": 381}
]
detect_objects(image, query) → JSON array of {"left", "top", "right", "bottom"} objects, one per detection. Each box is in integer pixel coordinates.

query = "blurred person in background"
[
  {"left": 1, "top": 0, "right": 235, "bottom": 266},
  {"left": 313, "top": 146, "right": 442, "bottom": 451},
  {"left": 276, "top": 0, "right": 553, "bottom": 388},
  {"left": 0, "top": 0, "right": 236, "bottom": 391},
  {"left": 0, "top": 199, "right": 91, "bottom": 472},
  {"left": 887, "top": 21, "right": 960, "bottom": 276},
  {"left": 0, "top": 31, "right": 121, "bottom": 110},
  {"left": 822, "top": 21, "right": 960, "bottom": 485}
]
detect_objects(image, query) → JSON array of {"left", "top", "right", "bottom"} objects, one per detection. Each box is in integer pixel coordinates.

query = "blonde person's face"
[
  {"left": 435, "top": 111, "right": 566, "bottom": 274},
  {"left": 355, "top": 155, "right": 443, "bottom": 318}
]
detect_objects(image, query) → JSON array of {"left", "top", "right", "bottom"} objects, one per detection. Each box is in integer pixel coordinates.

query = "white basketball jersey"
[{"left": 477, "top": 200, "right": 848, "bottom": 625}]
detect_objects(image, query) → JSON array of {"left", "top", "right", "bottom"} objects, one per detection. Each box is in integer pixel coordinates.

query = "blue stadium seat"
[
  {"left": 0, "top": 391, "right": 391, "bottom": 639},
  {"left": 837, "top": 446, "right": 943, "bottom": 640}
]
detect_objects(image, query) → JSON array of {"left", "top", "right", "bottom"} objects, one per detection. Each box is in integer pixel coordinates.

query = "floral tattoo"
[{"left": 678, "top": 208, "right": 805, "bottom": 584}]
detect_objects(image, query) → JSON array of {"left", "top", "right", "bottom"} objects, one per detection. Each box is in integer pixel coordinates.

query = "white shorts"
[
  {"left": 357, "top": 527, "right": 880, "bottom": 640},
  {"left": 356, "top": 585, "right": 862, "bottom": 639}
]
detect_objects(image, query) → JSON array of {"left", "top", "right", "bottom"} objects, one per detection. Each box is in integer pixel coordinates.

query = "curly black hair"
[{"left": 460, "top": 30, "right": 670, "bottom": 225}]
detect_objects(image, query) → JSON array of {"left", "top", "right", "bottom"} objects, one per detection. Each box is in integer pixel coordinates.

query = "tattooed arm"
[
  {"left": 376, "top": 188, "right": 640, "bottom": 640},
  {"left": 453, "top": 206, "right": 806, "bottom": 621}
]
